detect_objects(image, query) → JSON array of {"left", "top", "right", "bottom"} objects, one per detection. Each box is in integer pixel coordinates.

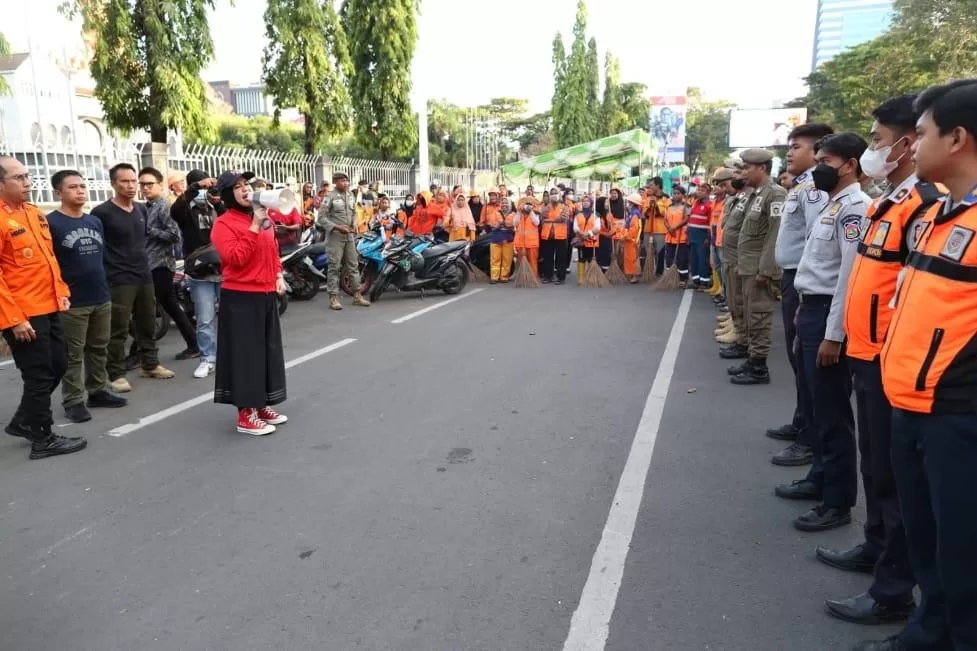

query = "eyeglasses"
[{"left": 138, "top": 181, "right": 159, "bottom": 188}]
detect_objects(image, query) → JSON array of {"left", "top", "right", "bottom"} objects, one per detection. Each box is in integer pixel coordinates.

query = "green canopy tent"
[{"left": 500, "top": 129, "right": 659, "bottom": 186}]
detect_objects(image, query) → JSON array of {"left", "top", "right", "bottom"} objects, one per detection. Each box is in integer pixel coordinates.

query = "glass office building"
[{"left": 812, "top": 0, "right": 894, "bottom": 70}]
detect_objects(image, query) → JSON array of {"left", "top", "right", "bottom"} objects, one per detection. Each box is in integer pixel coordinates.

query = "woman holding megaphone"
[{"left": 209, "top": 170, "right": 289, "bottom": 436}]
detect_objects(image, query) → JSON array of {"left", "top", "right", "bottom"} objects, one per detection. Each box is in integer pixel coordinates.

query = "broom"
[
  {"left": 465, "top": 256, "right": 490, "bottom": 283},
  {"left": 654, "top": 263, "right": 683, "bottom": 291},
  {"left": 605, "top": 242, "right": 629, "bottom": 285},
  {"left": 583, "top": 259, "right": 610, "bottom": 288},
  {"left": 641, "top": 239, "right": 658, "bottom": 285},
  {"left": 513, "top": 250, "right": 540, "bottom": 288}
]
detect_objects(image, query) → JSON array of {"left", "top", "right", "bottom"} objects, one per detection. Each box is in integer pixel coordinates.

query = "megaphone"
[{"left": 254, "top": 188, "right": 296, "bottom": 214}]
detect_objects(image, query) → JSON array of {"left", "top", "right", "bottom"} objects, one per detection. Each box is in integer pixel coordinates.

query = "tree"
[
  {"left": 509, "top": 111, "right": 552, "bottom": 152},
  {"left": 65, "top": 0, "right": 216, "bottom": 144},
  {"left": 585, "top": 37, "right": 600, "bottom": 134},
  {"left": 685, "top": 88, "right": 734, "bottom": 174},
  {"left": 262, "top": 0, "right": 352, "bottom": 155},
  {"left": 601, "top": 53, "right": 626, "bottom": 136},
  {"left": 0, "top": 32, "right": 10, "bottom": 95},
  {"left": 341, "top": 0, "right": 418, "bottom": 160},
  {"left": 427, "top": 99, "right": 467, "bottom": 167},
  {"left": 620, "top": 83, "right": 650, "bottom": 132},
  {"left": 551, "top": 33, "right": 567, "bottom": 148},
  {"left": 553, "top": 0, "right": 596, "bottom": 147},
  {"left": 479, "top": 97, "right": 529, "bottom": 144},
  {"left": 187, "top": 115, "right": 305, "bottom": 154}
]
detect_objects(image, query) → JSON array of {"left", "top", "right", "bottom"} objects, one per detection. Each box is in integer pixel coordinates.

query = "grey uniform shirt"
[
  {"left": 794, "top": 182, "right": 871, "bottom": 342},
  {"left": 721, "top": 190, "right": 751, "bottom": 263},
  {"left": 317, "top": 190, "right": 356, "bottom": 238},
  {"left": 737, "top": 180, "right": 787, "bottom": 278},
  {"left": 775, "top": 168, "right": 830, "bottom": 270}
]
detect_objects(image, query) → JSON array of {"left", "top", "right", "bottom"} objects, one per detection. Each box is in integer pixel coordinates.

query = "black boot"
[
  {"left": 727, "top": 360, "right": 751, "bottom": 376},
  {"left": 29, "top": 425, "right": 88, "bottom": 460},
  {"left": 719, "top": 343, "right": 749, "bottom": 360},
  {"left": 730, "top": 357, "right": 771, "bottom": 385}
]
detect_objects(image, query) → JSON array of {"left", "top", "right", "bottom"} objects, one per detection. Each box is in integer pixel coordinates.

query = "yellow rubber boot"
[
  {"left": 706, "top": 269, "right": 722, "bottom": 295},
  {"left": 577, "top": 261, "right": 585, "bottom": 285}
]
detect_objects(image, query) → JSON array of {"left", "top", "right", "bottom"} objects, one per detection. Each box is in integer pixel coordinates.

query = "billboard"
[
  {"left": 649, "top": 96, "right": 687, "bottom": 164},
  {"left": 728, "top": 108, "right": 809, "bottom": 148}
]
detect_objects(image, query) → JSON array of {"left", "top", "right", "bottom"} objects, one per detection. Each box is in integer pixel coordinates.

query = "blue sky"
[{"left": 15, "top": 0, "right": 816, "bottom": 112}]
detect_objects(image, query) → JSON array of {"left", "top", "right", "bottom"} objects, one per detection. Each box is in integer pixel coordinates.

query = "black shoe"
[
  {"left": 774, "top": 479, "right": 822, "bottom": 501},
  {"left": 175, "top": 347, "right": 201, "bottom": 361},
  {"left": 64, "top": 403, "right": 92, "bottom": 424},
  {"left": 730, "top": 359, "right": 770, "bottom": 385},
  {"left": 727, "top": 360, "right": 751, "bottom": 376},
  {"left": 712, "top": 295, "right": 725, "bottom": 304},
  {"left": 489, "top": 280, "right": 499, "bottom": 285},
  {"left": 772, "top": 442, "right": 813, "bottom": 466},
  {"left": 793, "top": 504, "right": 851, "bottom": 532},
  {"left": 717, "top": 305, "right": 729, "bottom": 312},
  {"left": 826, "top": 592, "right": 915, "bottom": 625},
  {"left": 29, "top": 432, "right": 88, "bottom": 460},
  {"left": 720, "top": 345, "right": 749, "bottom": 361},
  {"left": 87, "top": 390, "right": 128, "bottom": 409},
  {"left": 125, "top": 354, "right": 140, "bottom": 371},
  {"left": 851, "top": 635, "right": 908, "bottom": 651},
  {"left": 4, "top": 421, "right": 32, "bottom": 439},
  {"left": 816, "top": 543, "right": 877, "bottom": 574},
  {"left": 541, "top": 278, "right": 553, "bottom": 284},
  {"left": 765, "top": 423, "right": 799, "bottom": 441},
  {"left": 555, "top": 279, "right": 564, "bottom": 285}
]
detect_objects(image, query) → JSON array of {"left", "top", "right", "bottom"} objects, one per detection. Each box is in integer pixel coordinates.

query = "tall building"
[{"left": 811, "top": 0, "right": 894, "bottom": 70}]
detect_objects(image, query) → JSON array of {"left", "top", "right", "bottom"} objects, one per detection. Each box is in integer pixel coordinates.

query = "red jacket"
[
  {"left": 211, "top": 208, "right": 282, "bottom": 293},
  {"left": 688, "top": 199, "right": 713, "bottom": 229}
]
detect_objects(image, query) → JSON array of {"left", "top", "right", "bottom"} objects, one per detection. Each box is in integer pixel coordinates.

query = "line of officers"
[{"left": 709, "top": 81, "right": 977, "bottom": 651}]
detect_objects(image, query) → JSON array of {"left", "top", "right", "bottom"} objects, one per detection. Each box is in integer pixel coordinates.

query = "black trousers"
[
  {"left": 579, "top": 246, "right": 595, "bottom": 263},
  {"left": 851, "top": 357, "right": 914, "bottom": 604},
  {"left": 781, "top": 269, "right": 813, "bottom": 447},
  {"left": 152, "top": 267, "right": 196, "bottom": 349},
  {"left": 539, "top": 238, "right": 568, "bottom": 281},
  {"left": 2, "top": 313, "right": 67, "bottom": 433}
]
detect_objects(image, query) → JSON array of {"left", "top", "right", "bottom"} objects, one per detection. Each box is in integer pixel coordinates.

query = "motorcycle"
[
  {"left": 368, "top": 230, "right": 468, "bottom": 302},
  {"left": 350, "top": 223, "right": 395, "bottom": 297},
  {"left": 281, "top": 240, "right": 327, "bottom": 301},
  {"left": 174, "top": 258, "right": 289, "bottom": 319}
]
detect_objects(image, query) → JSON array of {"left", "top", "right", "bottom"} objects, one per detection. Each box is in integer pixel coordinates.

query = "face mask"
[
  {"left": 860, "top": 141, "right": 905, "bottom": 180},
  {"left": 812, "top": 163, "right": 842, "bottom": 193},
  {"left": 731, "top": 179, "right": 746, "bottom": 191},
  {"left": 405, "top": 199, "right": 414, "bottom": 206},
  {"left": 193, "top": 189, "right": 208, "bottom": 205},
  {"left": 566, "top": 194, "right": 575, "bottom": 201}
]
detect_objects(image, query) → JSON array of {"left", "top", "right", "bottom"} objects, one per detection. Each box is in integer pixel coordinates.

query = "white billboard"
[
  {"left": 649, "top": 96, "right": 687, "bottom": 164},
  {"left": 728, "top": 108, "right": 809, "bottom": 148}
]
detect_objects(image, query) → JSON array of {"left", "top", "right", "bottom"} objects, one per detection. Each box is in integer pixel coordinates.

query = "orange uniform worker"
[
  {"left": 539, "top": 189, "right": 570, "bottom": 284},
  {"left": 622, "top": 194, "right": 644, "bottom": 281},
  {"left": 427, "top": 190, "right": 450, "bottom": 234},
  {"left": 708, "top": 169, "right": 733, "bottom": 295},
  {"left": 0, "top": 156, "right": 87, "bottom": 459},
  {"left": 644, "top": 177, "right": 670, "bottom": 275},
  {"left": 663, "top": 185, "right": 690, "bottom": 282},
  {"left": 445, "top": 193, "right": 476, "bottom": 242},
  {"left": 484, "top": 197, "right": 516, "bottom": 283},
  {"left": 868, "top": 80, "right": 977, "bottom": 651},
  {"left": 513, "top": 200, "right": 540, "bottom": 275},
  {"left": 573, "top": 195, "right": 601, "bottom": 282},
  {"left": 481, "top": 188, "right": 503, "bottom": 237}
]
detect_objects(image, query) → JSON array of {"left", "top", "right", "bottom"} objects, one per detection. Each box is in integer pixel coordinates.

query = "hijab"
[
  {"left": 221, "top": 186, "right": 253, "bottom": 216},
  {"left": 499, "top": 197, "right": 513, "bottom": 215},
  {"left": 581, "top": 196, "right": 594, "bottom": 217},
  {"left": 468, "top": 196, "right": 483, "bottom": 222},
  {"left": 608, "top": 188, "right": 625, "bottom": 220},
  {"left": 449, "top": 195, "right": 476, "bottom": 228}
]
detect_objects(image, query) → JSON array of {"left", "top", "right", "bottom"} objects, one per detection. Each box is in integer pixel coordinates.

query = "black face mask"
[
  {"left": 812, "top": 163, "right": 842, "bottom": 193},
  {"left": 731, "top": 179, "right": 747, "bottom": 191}
]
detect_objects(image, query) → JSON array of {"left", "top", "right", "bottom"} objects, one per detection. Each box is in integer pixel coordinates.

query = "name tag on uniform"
[
  {"left": 10, "top": 227, "right": 26, "bottom": 237},
  {"left": 865, "top": 246, "right": 883, "bottom": 258},
  {"left": 820, "top": 217, "right": 835, "bottom": 225},
  {"left": 871, "top": 221, "right": 891, "bottom": 246}
]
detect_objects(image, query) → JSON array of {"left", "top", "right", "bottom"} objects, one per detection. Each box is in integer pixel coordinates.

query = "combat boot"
[
  {"left": 726, "top": 359, "right": 751, "bottom": 375},
  {"left": 730, "top": 358, "right": 771, "bottom": 385},
  {"left": 716, "top": 313, "right": 732, "bottom": 323},
  {"left": 714, "top": 322, "right": 734, "bottom": 336},
  {"left": 720, "top": 344, "right": 749, "bottom": 361},
  {"left": 329, "top": 295, "right": 343, "bottom": 310},
  {"left": 716, "top": 330, "right": 739, "bottom": 344},
  {"left": 352, "top": 293, "right": 370, "bottom": 307}
]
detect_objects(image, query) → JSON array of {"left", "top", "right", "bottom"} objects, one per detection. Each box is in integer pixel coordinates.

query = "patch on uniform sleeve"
[
  {"left": 842, "top": 215, "right": 862, "bottom": 241},
  {"left": 770, "top": 202, "right": 784, "bottom": 217},
  {"left": 870, "top": 221, "right": 891, "bottom": 246},
  {"left": 807, "top": 188, "right": 821, "bottom": 203},
  {"left": 939, "top": 225, "right": 975, "bottom": 262}
]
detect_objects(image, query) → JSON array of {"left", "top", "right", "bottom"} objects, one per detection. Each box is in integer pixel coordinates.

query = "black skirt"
[{"left": 214, "top": 289, "right": 287, "bottom": 409}]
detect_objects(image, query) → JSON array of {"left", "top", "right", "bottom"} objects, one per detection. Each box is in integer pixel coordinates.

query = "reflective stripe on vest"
[
  {"left": 881, "top": 200, "right": 977, "bottom": 414},
  {"left": 541, "top": 206, "right": 568, "bottom": 240},
  {"left": 844, "top": 184, "right": 939, "bottom": 361}
]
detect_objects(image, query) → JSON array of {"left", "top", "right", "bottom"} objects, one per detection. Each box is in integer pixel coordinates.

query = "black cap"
[
  {"left": 214, "top": 170, "right": 255, "bottom": 194},
  {"left": 186, "top": 169, "right": 210, "bottom": 185}
]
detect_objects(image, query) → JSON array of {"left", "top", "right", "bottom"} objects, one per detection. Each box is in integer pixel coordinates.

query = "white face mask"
[{"left": 860, "top": 140, "right": 905, "bottom": 180}]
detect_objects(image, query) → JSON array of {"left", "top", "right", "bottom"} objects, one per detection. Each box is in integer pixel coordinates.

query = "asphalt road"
[{"left": 0, "top": 284, "right": 901, "bottom": 651}]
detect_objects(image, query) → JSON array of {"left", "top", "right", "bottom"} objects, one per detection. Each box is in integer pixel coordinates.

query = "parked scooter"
[
  {"left": 174, "top": 255, "right": 289, "bottom": 319},
  {"left": 368, "top": 230, "right": 468, "bottom": 302},
  {"left": 281, "top": 240, "right": 327, "bottom": 301}
]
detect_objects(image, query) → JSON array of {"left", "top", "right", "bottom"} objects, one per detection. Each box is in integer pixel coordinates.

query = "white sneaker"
[{"left": 193, "top": 360, "right": 215, "bottom": 379}]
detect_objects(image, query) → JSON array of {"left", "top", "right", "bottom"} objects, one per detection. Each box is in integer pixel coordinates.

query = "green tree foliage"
[
  {"left": 262, "top": 0, "right": 353, "bottom": 155},
  {"left": 685, "top": 87, "right": 734, "bottom": 173},
  {"left": 585, "top": 37, "right": 600, "bottom": 132},
  {"left": 64, "top": 0, "right": 216, "bottom": 144},
  {"left": 187, "top": 115, "right": 305, "bottom": 153},
  {"left": 620, "top": 83, "right": 650, "bottom": 132},
  {"left": 509, "top": 111, "right": 552, "bottom": 152},
  {"left": 554, "top": 1, "right": 597, "bottom": 147},
  {"left": 0, "top": 32, "right": 10, "bottom": 95},
  {"left": 550, "top": 33, "right": 568, "bottom": 147},
  {"left": 601, "top": 53, "right": 626, "bottom": 136},
  {"left": 427, "top": 99, "right": 467, "bottom": 167},
  {"left": 341, "top": 0, "right": 418, "bottom": 160},
  {"left": 479, "top": 97, "right": 529, "bottom": 145}
]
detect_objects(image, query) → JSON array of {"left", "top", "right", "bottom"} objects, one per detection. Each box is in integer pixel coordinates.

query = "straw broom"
[
  {"left": 466, "top": 259, "right": 489, "bottom": 283},
  {"left": 641, "top": 238, "right": 658, "bottom": 285},
  {"left": 605, "top": 241, "right": 629, "bottom": 285},
  {"left": 513, "top": 250, "right": 540, "bottom": 288},
  {"left": 583, "top": 259, "right": 610, "bottom": 288},
  {"left": 654, "top": 263, "right": 683, "bottom": 291}
]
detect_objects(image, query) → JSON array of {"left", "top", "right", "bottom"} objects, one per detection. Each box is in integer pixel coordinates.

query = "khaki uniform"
[
  {"left": 317, "top": 189, "right": 361, "bottom": 296},
  {"left": 720, "top": 190, "right": 750, "bottom": 346},
  {"left": 737, "top": 180, "right": 787, "bottom": 360}
]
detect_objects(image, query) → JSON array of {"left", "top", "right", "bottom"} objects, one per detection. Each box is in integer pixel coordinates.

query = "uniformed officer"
[
  {"left": 776, "top": 133, "right": 868, "bottom": 533},
  {"left": 767, "top": 123, "right": 834, "bottom": 466},
  {"left": 730, "top": 149, "right": 787, "bottom": 385},
  {"left": 0, "top": 156, "right": 88, "bottom": 459},
  {"left": 820, "top": 95, "right": 939, "bottom": 629},
  {"left": 857, "top": 79, "right": 977, "bottom": 651},
  {"left": 318, "top": 172, "right": 370, "bottom": 311},
  {"left": 709, "top": 168, "right": 734, "bottom": 304},
  {"left": 718, "top": 160, "right": 752, "bottom": 363}
]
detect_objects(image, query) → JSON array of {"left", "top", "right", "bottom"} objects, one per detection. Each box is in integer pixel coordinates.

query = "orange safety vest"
[
  {"left": 540, "top": 205, "right": 569, "bottom": 240},
  {"left": 714, "top": 199, "right": 726, "bottom": 247},
  {"left": 880, "top": 198, "right": 977, "bottom": 414},
  {"left": 514, "top": 213, "right": 539, "bottom": 249},
  {"left": 574, "top": 213, "right": 599, "bottom": 247},
  {"left": 845, "top": 183, "right": 942, "bottom": 362},
  {"left": 664, "top": 204, "right": 688, "bottom": 244},
  {"left": 484, "top": 206, "right": 515, "bottom": 230}
]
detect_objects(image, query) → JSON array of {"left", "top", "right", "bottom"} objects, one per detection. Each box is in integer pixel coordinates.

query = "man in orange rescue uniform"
[
  {"left": 860, "top": 79, "right": 977, "bottom": 651},
  {"left": 821, "top": 95, "right": 942, "bottom": 629},
  {"left": 0, "top": 157, "right": 88, "bottom": 460}
]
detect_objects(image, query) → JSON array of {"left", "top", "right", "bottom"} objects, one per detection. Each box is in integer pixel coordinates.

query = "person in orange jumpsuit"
[
  {"left": 480, "top": 188, "right": 502, "bottom": 237},
  {"left": 0, "top": 156, "right": 87, "bottom": 459},
  {"left": 513, "top": 200, "right": 540, "bottom": 275},
  {"left": 484, "top": 197, "right": 516, "bottom": 283},
  {"left": 622, "top": 194, "right": 644, "bottom": 282},
  {"left": 445, "top": 193, "right": 476, "bottom": 241},
  {"left": 664, "top": 185, "right": 690, "bottom": 283},
  {"left": 573, "top": 195, "right": 601, "bottom": 281},
  {"left": 427, "top": 190, "right": 450, "bottom": 239}
]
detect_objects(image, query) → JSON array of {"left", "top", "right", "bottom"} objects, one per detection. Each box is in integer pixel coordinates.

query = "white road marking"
[
  {"left": 562, "top": 290, "right": 693, "bottom": 651},
  {"left": 389, "top": 288, "right": 485, "bottom": 324},
  {"left": 106, "top": 338, "right": 357, "bottom": 437}
]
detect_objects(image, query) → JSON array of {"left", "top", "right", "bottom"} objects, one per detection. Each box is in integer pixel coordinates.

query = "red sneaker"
[
  {"left": 257, "top": 407, "right": 288, "bottom": 425},
  {"left": 237, "top": 408, "right": 276, "bottom": 436}
]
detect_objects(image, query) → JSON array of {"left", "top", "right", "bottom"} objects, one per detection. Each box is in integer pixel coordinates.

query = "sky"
[{"left": 10, "top": 0, "right": 816, "bottom": 112}]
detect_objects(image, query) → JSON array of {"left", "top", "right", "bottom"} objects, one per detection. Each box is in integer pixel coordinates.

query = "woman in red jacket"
[{"left": 210, "top": 170, "right": 289, "bottom": 436}]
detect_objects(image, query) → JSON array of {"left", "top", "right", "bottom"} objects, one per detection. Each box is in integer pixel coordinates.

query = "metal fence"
[
  {"left": 329, "top": 156, "right": 413, "bottom": 198},
  {"left": 168, "top": 144, "right": 319, "bottom": 190}
]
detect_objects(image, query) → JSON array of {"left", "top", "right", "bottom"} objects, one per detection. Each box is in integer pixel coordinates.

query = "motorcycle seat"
[
  {"left": 279, "top": 244, "right": 303, "bottom": 257},
  {"left": 303, "top": 242, "right": 327, "bottom": 256},
  {"left": 422, "top": 240, "right": 468, "bottom": 258}
]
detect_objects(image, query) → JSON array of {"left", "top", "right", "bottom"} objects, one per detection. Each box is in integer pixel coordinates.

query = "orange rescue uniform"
[
  {"left": 620, "top": 211, "right": 642, "bottom": 276},
  {"left": 514, "top": 211, "right": 540, "bottom": 273},
  {"left": 0, "top": 200, "right": 69, "bottom": 330},
  {"left": 664, "top": 204, "right": 688, "bottom": 244},
  {"left": 540, "top": 205, "right": 569, "bottom": 241}
]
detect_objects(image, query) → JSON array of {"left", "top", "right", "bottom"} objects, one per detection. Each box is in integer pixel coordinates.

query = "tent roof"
[{"left": 502, "top": 129, "right": 657, "bottom": 182}]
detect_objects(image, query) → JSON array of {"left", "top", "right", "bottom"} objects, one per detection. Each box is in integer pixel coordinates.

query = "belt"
[{"left": 799, "top": 293, "right": 832, "bottom": 305}]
